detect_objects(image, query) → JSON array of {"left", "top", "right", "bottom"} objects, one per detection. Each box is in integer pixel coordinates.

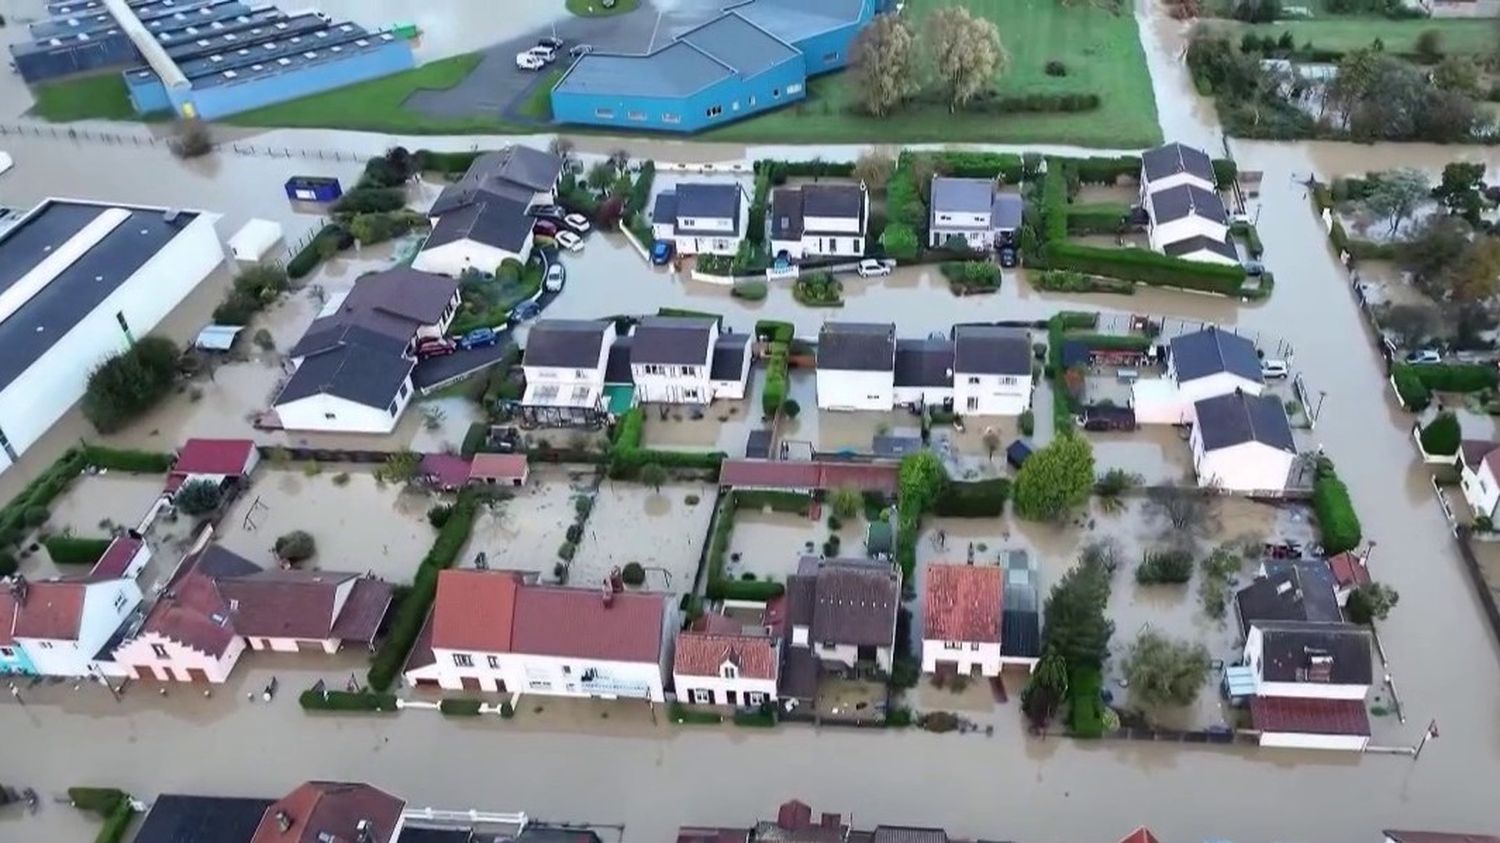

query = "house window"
[
  {"left": 453, "top": 654, "right": 474, "bottom": 667},
  {"left": 749, "top": 95, "right": 757, "bottom": 106},
  {"left": 691, "top": 688, "right": 712, "bottom": 704},
  {"left": 772, "top": 88, "right": 781, "bottom": 99},
  {"left": 732, "top": 101, "right": 741, "bottom": 111},
  {"left": 487, "top": 655, "right": 500, "bottom": 669},
  {"left": 151, "top": 643, "right": 169, "bottom": 659},
  {"left": 529, "top": 680, "right": 552, "bottom": 690},
  {"left": 594, "top": 108, "right": 615, "bottom": 119},
  {"left": 999, "top": 376, "right": 1018, "bottom": 386},
  {"left": 820, "top": 642, "right": 837, "bottom": 651},
  {"left": 706, "top": 105, "right": 723, "bottom": 118},
  {"left": 969, "top": 642, "right": 980, "bottom": 651},
  {"left": 822, "top": 52, "right": 838, "bottom": 62},
  {"left": 747, "top": 691, "right": 765, "bottom": 706},
  {"left": 113, "top": 593, "right": 128, "bottom": 612},
  {"left": 662, "top": 113, "right": 681, "bottom": 124},
  {"left": 967, "top": 376, "right": 980, "bottom": 385},
  {"left": 388, "top": 400, "right": 399, "bottom": 416},
  {"left": 721, "top": 664, "right": 738, "bottom": 679},
  {"left": 38, "top": 642, "right": 53, "bottom": 650},
  {"left": 627, "top": 110, "right": 646, "bottom": 121},
  {"left": 562, "top": 666, "right": 572, "bottom": 675},
  {"left": 0, "top": 647, "right": 14, "bottom": 658},
  {"left": 944, "top": 641, "right": 962, "bottom": 650},
  {"left": 938, "top": 214, "right": 952, "bottom": 222},
  {"left": 398, "top": 382, "right": 410, "bottom": 399},
  {"left": 786, "top": 83, "right": 803, "bottom": 95}
]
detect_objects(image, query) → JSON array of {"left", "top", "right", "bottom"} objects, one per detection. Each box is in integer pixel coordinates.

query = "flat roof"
[
  {"left": 555, "top": 40, "right": 732, "bottom": 99},
  {"left": 128, "top": 27, "right": 399, "bottom": 89},
  {"left": 0, "top": 199, "right": 204, "bottom": 392}
]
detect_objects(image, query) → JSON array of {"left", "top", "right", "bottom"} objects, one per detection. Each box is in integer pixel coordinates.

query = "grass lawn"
[
  {"left": 1236, "top": 17, "right": 1498, "bottom": 55},
  {"left": 567, "top": 0, "right": 639, "bottom": 15},
  {"left": 29, "top": 74, "right": 138, "bottom": 122},
  {"left": 227, "top": 53, "right": 528, "bottom": 134},
  {"left": 517, "top": 69, "right": 564, "bottom": 121},
  {"left": 708, "top": 0, "right": 1161, "bottom": 147}
]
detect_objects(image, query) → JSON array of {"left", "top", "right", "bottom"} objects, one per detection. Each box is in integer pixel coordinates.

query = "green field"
[
  {"left": 1238, "top": 17, "right": 1497, "bottom": 55},
  {"left": 517, "top": 69, "right": 564, "bottom": 121},
  {"left": 709, "top": 0, "right": 1162, "bottom": 147},
  {"left": 29, "top": 74, "right": 138, "bottom": 122}
]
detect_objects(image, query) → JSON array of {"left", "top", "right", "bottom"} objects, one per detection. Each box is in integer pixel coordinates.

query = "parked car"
[
  {"left": 527, "top": 45, "right": 558, "bottom": 63},
  {"left": 538, "top": 36, "right": 564, "bottom": 50},
  {"left": 856, "top": 258, "right": 892, "bottom": 278},
  {"left": 998, "top": 246, "right": 1018, "bottom": 269},
  {"left": 1260, "top": 358, "right": 1289, "bottom": 380},
  {"left": 1080, "top": 405, "right": 1137, "bottom": 432},
  {"left": 1405, "top": 348, "right": 1441, "bottom": 364},
  {"left": 515, "top": 52, "right": 545, "bottom": 71},
  {"left": 416, "top": 337, "right": 456, "bottom": 359},
  {"left": 457, "top": 327, "right": 498, "bottom": 351},
  {"left": 563, "top": 213, "right": 591, "bottom": 234},
  {"left": 533, "top": 219, "right": 560, "bottom": 237},
  {"left": 555, "top": 230, "right": 583, "bottom": 251},
  {"left": 569, "top": 44, "right": 594, "bottom": 58},
  {"left": 528, "top": 204, "right": 564, "bottom": 220},
  {"left": 545, "top": 262, "right": 566, "bottom": 292},
  {"left": 511, "top": 301, "right": 542, "bottom": 322},
  {"left": 651, "top": 240, "right": 674, "bottom": 266}
]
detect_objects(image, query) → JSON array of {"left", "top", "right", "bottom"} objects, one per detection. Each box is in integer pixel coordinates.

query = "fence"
[
  {"left": 0, "top": 122, "right": 364, "bottom": 163},
  {"left": 1452, "top": 527, "right": 1500, "bottom": 669}
]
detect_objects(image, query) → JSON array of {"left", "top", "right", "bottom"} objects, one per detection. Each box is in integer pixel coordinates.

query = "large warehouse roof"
[
  {"left": 726, "top": 0, "right": 871, "bottom": 43},
  {"left": 678, "top": 13, "right": 799, "bottom": 79},
  {"left": 0, "top": 200, "right": 202, "bottom": 391},
  {"left": 554, "top": 41, "right": 733, "bottom": 99}
]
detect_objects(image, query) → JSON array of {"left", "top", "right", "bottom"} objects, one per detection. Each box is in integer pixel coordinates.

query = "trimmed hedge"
[
  {"left": 733, "top": 708, "right": 777, "bottom": 727},
  {"left": 755, "top": 320, "right": 794, "bottom": 344},
  {"left": 45, "top": 536, "right": 112, "bottom": 565},
  {"left": 439, "top": 698, "right": 484, "bottom": 716},
  {"left": 1397, "top": 362, "right": 1498, "bottom": 394},
  {"left": 1070, "top": 156, "right": 1142, "bottom": 185},
  {"left": 762, "top": 343, "right": 789, "bottom": 418},
  {"left": 733, "top": 490, "right": 813, "bottom": 515},
  {"left": 286, "top": 224, "right": 344, "bottom": 279},
  {"left": 299, "top": 689, "right": 400, "bottom": 712},
  {"left": 83, "top": 446, "right": 173, "bottom": 474},
  {"left": 670, "top": 703, "right": 724, "bottom": 724},
  {"left": 1044, "top": 243, "right": 1246, "bottom": 295},
  {"left": 932, "top": 478, "right": 1010, "bottom": 517},
  {"left": 1211, "top": 158, "right": 1238, "bottom": 190},
  {"left": 0, "top": 447, "right": 86, "bottom": 548},
  {"left": 1392, "top": 366, "right": 1431, "bottom": 411},
  {"left": 96, "top": 801, "right": 135, "bottom": 843},
  {"left": 69, "top": 788, "right": 126, "bottom": 815},
  {"left": 1312, "top": 459, "right": 1362, "bottom": 555},
  {"left": 708, "top": 579, "right": 786, "bottom": 601},
  {"left": 1067, "top": 665, "right": 1107, "bottom": 738},
  {"left": 1065, "top": 204, "right": 1129, "bottom": 235},
  {"left": 940, "top": 261, "right": 1001, "bottom": 294},
  {"left": 931, "top": 151, "right": 1025, "bottom": 182}
]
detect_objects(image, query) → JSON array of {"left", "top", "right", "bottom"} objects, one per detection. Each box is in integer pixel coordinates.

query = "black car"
[
  {"left": 527, "top": 204, "right": 565, "bottom": 220},
  {"left": 1080, "top": 405, "right": 1137, "bottom": 432},
  {"left": 998, "top": 246, "right": 1018, "bottom": 268}
]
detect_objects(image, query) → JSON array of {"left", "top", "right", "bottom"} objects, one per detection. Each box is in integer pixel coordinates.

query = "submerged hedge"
[
  {"left": 1312, "top": 459, "right": 1362, "bottom": 555},
  {"left": 45, "top": 536, "right": 112, "bottom": 565}
]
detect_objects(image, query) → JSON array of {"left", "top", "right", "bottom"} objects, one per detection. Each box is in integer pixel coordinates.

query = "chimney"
[
  {"left": 610, "top": 566, "right": 624, "bottom": 593},
  {"left": 820, "top": 813, "right": 841, "bottom": 831},
  {"left": 275, "top": 811, "right": 292, "bottom": 833},
  {"left": 8, "top": 575, "right": 27, "bottom": 606},
  {"left": 602, "top": 577, "right": 614, "bottom": 608}
]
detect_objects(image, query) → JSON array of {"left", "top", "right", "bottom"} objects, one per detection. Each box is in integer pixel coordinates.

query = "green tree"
[
  {"left": 1432, "top": 161, "right": 1487, "bottom": 225},
  {"left": 830, "top": 486, "right": 863, "bottom": 520},
  {"left": 1432, "top": 57, "right": 1481, "bottom": 98},
  {"left": 1419, "top": 411, "right": 1460, "bottom": 456},
  {"left": 1041, "top": 550, "right": 1113, "bottom": 668},
  {"left": 81, "top": 337, "right": 180, "bottom": 434},
  {"left": 924, "top": 6, "right": 1007, "bottom": 112},
  {"left": 898, "top": 450, "right": 947, "bottom": 514},
  {"left": 174, "top": 479, "right": 222, "bottom": 516},
  {"left": 879, "top": 223, "right": 919, "bottom": 260},
  {"left": 1446, "top": 237, "right": 1500, "bottom": 303},
  {"left": 273, "top": 530, "right": 316, "bottom": 563},
  {"left": 1347, "top": 582, "right": 1399, "bottom": 624},
  {"left": 1400, "top": 215, "right": 1472, "bottom": 294},
  {"left": 1013, "top": 435, "right": 1095, "bottom": 521},
  {"left": 849, "top": 15, "right": 921, "bottom": 117},
  {"left": 1021, "top": 647, "right": 1069, "bottom": 728},
  {"left": 1362, "top": 168, "right": 1431, "bottom": 236},
  {"left": 639, "top": 462, "right": 668, "bottom": 492},
  {"left": 378, "top": 449, "right": 422, "bottom": 484},
  {"left": 781, "top": 399, "right": 801, "bottom": 418},
  {"left": 1122, "top": 629, "right": 1210, "bottom": 707},
  {"left": 621, "top": 561, "right": 646, "bottom": 586}
]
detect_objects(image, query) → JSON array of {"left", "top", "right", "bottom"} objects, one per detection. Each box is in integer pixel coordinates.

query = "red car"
[
  {"left": 415, "top": 338, "right": 456, "bottom": 359},
  {"left": 533, "top": 219, "right": 559, "bottom": 237}
]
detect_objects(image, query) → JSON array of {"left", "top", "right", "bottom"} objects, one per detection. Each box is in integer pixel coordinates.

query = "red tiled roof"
[
  {"left": 218, "top": 571, "right": 371, "bottom": 641},
  {"left": 923, "top": 564, "right": 1003, "bottom": 643},
  {"left": 510, "top": 585, "right": 666, "bottom": 663},
  {"left": 0, "top": 591, "right": 17, "bottom": 646},
  {"left": 251, "top": 781, "right": 405, "bottom": 843},
  {"left": 1117, "top": 828, "right": 1161, "bottom": 843},
  {"left": 1250, "top": 696, "right": 1371, "bottom": 736},
  {"left": 1385, "top": 832, "right": 1500, "bottom": 843},
  {"left": 431, "top": 569, "right": 518, "bottom": 652},
  {"left": 420, "top": 453, "right": 472, "bottom": 489},
  {"left": 718, "top": 459, "right": 898, "bottom": 493},
  {"left": 674, "top": 631, "right": 778, "bottom": 680},
  {"left": 1325, "top": 552, "right": 1371, "bottom": 589},
  {"left": 142, "top": 572, "right": 238, "bottom": 657},
  {"left": 818, "top": 462, "right": 898, "bottom": 494},
  {"left": 90, "top": 536, "right": 143, "bottom": 580},
  {"left": 11, "top": 580, "right": 87, "bottom": 640},
  {"left": 175, "top": 438, "right": 257, "bottom": 476},
  {"left": 469, "top": 453, "right": 529, "bottom": 482}
]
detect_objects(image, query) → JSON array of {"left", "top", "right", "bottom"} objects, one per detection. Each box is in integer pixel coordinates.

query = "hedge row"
[
  {"left": 1069, "top": 156, "right": 1141, "bottom": 186},
  {"left": 1396, "top": 362, "right": 1498, "bottom": 394},
  {"left": 69, "top": 788, "right": 126, "bottom": 815},
  {"left": 83, "top": 446, "right": 173, "bottom": 474},
  {"left": 755, "top": 320, "right": 795, "bottom": 344},
  {"left": 703, "top": 496, "right": 786, "bottom": 602},
  {"left": 1392, "top": 366, "right": 1431, "bottom": 411},
  {"left": 733, "top": 489, "right": 813, "bottom": 515},
  {"left": 932, "top": 478, "right": 1010, "bottom": 517},
  {"left": 626, "top": 161, "right": 656, "bottom": 218},
  {"left": 0, "top": 447, "right": 87, "bottom": 548},
  {"left": 763, "top": 342, "right": 789, "bottom": 418},
  {"left": 1312, "top": 459, "right": 1362, "bottom": 555},
  {"left": 96, "top": 801, "right": 135, "bottom": 843},
  {"left": 299, "top": 688, "right": 400, "bottom": 712},
  {"left": 413, "top": 149, "right": 482, "bottom": 175},
  {"left": 930, "top": 151, "right": 1025, "bottom": 183},
  {"left": 287, "top": 224, "right": 344, "bottom": 279},
  {"left": 1044, "top": 243, "right": 1246, "bottom": 296},
  {"left": 609, "top": 448, "right": 723, "bottom": 480},
  {"left": 45, "top": 536, "right": 112, "bottom": 565},
  {"left": 1065, "top": 204, "right": 1130, "bottom": 235},
  {"left": 367, "top": 491, "right": 481, "bottom": 690},
  {"left": 439, "top": 697, "right": 484, "bottom": 716}
]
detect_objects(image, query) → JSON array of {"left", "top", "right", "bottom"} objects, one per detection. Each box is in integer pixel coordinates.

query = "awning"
[
  {"left": 228, "top": 218, "right": 283, "bottom": 262},
  {"left": 1224, "top": 665, "right": 1257, "bottom": 698},
  {"left": 194, "top": 324, "right": 245, "bottom": 351}
]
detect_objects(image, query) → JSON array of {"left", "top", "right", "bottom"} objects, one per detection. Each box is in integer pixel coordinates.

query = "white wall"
[
  {"left": 1168, "top": 243, "right": 1240, "bottom": 266},
  {"left": 523, "top": 325, "right": 614, "bottom": 391},
  {"left": 817, "top": 369, "right": 894, "bottom": 411},
  {"left": 673, "top": 671, "right": 778, "bottom": 707},
  {"left": 276, "top": 379, "right": 413, "bottom": 434},
  {"left": 17, "top": 579, "right": 143, "bottom": 677},
  {"left": 921, "top": 639, "right": 1001, "bottom": 677},
  {"left": 412, "top": 236, "right": 530, "bottom": 279},
  {"left": 1259, "top": 731, "right": 1368, "bottom": 751},
  {"left": 424, "top": 647, "right": 668, "bottom": 701},
  {"left": 633, "top": 321, "right": 716, "bottom": 404},
  {"left": 114, "top": 630, "right": 245, "bottom": 683},
  {"left": 1150, "top": 216, "right": 1229, "bottom": 252},
  {"left": 893, "top": 384, "right": 952, "bottom": 408},
  {"left": 1461, "top": 461, "right": 1500, "bottom": 520},
  {"left": 1191, "top": 435, "right": 1295, "bottom": 493},
  {"left": 245, "top": 636, "right": 339, "bottom": 654},
  {"left": 1170, "top": 366, "right": 1264, "bottom": 404},
  {"left": 770, "top": 237, "right": 806, "bottom": 261},
  {"left": 1141, "top": 170, "right": 1216, "bottom": 199},
  {"left": 678, "top": 235, "right": 742, "bottom": 256},
  {"left": 929, "top": 226, "right": 990, "bottom": 249},
  {"left": 1243, "top": 627, "right": 1369, "bottom": 700},
  {"left": 954, "top": 373, "right": 1031, "bottom": 416},
  {"left": 710, "top": 349, "right": 752, "bottom": 401},
  {"left": 0, "top": 213, "right": 222, "bottom": 463},
  {"left": 800, "top": 640, "right": 893, "bottom": 674}
]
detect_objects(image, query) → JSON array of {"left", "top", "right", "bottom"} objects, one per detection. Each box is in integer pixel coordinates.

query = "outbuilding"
[{"left": 1190, "top": 391, "right": 1297, "bottom": 493}]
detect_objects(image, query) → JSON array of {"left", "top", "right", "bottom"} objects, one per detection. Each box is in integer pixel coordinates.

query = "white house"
[
  {"left": 1458, "top": 439, "right": 1500, "bottom": 522},
  {"left": 953, "top": 326, "right": 1032, "bottom": 416},
  {"left": 1243, "top": 620, "right": 1372, "bottom": 751},
  {"left": 927, "top": 177, "right": 1023, "bottom": 250},
  {"left": 405, "top": 569, "right": 674, "bottom": 702},
  {"left": 1190, "top": 391, "right": 1297, "bottom": 493},
  {"left": 784, "top": 557, "right": 900, "bottom": 675},
  {"left": 629, "top": 316, "right": 724, "bottom": 405},
  {"left": 1144, "top": 185, "right": 1236, "bottom": 266},
  {"left": 921, "top": 563, "right": 1003, "bottom": 678},
  {"left": 673, "top": 629, "right": 780, "bottom": 709},
  {"left": 817, "top": 322, "right": 896, "bottom": 411},
  {"left": 0, "top": 199, "right": 223, "bottom": 477},
  {"left": 520, "top": 319, "right": 617, "bottom": 426},
  {"left": 112, "top": 571, "right": 247, "bottom": 683},
  {"left": 8, "top": 576, "right": 142, "bottom": 678},
  {"left": 272, "top": 267, "right": 460, "bottom": 434},
  {"left": 1133, "top": 327, "right": 1265, "bottom": 425},
  {"left": 893, "top": 338, "right": 955, "bottom": 409},
  {"left": 769, "top": 183, "right": 868, "bottom": 261},
  {"left": 1140, "top": 142, "right": 1217, "bottom": 200},
  {"left": 412, "top": 145, "right": 563, "bottom": 277},
  {"left": 651, "top": 183, "right": 750, "bottom": 256}
]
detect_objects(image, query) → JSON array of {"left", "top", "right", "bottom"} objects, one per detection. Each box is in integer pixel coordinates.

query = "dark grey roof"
[
  {"left": 425, "top": 146, "right": 558, "bottom": 253},
  {"left": 290, "top": 268, "right": 458, "bottom": 358},
  {"left": 425, "top": 197, "right": 533, "bottom": 253},
  {"left": 679, "top": 12, "right": 799, "bottom": 77},
  {"left": 818, "top": 322, "right": 895, "bottom": 372},
  {"left": 524, "top": 320, "right": 610, "bottom": 369},
  {"left": 1235, "top": 564, "right": 1342, "bottom": 636},
  {"left": 1000, "top": 609, "right": 1041, "bottom": 660},
  {"left": 191, "top": 545, "right": 263, "bottom": 580},
  {"left": 711, "top": 334, "right": 750, "bottom": 381},
  {"left": 631, "top": 316, "right": 717, "bottom": 365},
  {"left": 930, "top": 177, "right": 994, "bottom": 215},
  {"left": 555, "top": 41, "right": 733, "bottom": 99},
  {"left": 780, "top": 646, "right": 820, "bottom": 700},
  {"left": 1170, "top": 327, "right": 1262, "bottom": 383},
  {"left": 651, "top": 192, "right": 679, "bottom": 227},
  {"left": 1151, "top": 183, "right": 1227, "bottom": 225},
  {"left": 770, "top": 188, "right": 804, "bottom": 240},
  {"left": 893, "top": 338, "right": 954, "bottom": 388},
  {"left": 1163, "top": 235, "right": 1237, "bottom": 261},
  {"left": 399, "top": 828, "right": 475, "bottom": 843},
  {"left": 871, "top": 828, "right": 949, "bottom": 843},
  {"left": 954, "top": 326, "right": 1030, "bottom": 376},
  {"left": 670, "top": 184, "right": 744, "bottom": 236},
  {"left": 605, "top": 336, "right": 635, "bottom": 385},
  {"left": 746, "top": 429, "right": 773, "bottom": 459},
  {"left": 132, "top": 794, "right": 274, "bottom": 843},
  {"left": 0, "top": 201, "right": 203, "bottom": 391},
  {"left": 1142, "top": 142, "right": 1215, "bottom": 184},
  {"left": 276, "top": 346, "right": 415, "bottom": 410},
  {"left": 1255, "top": 621, "right": 1372, "bottom": 686},
  {"left": 494, "top": 145, "right": 565, "bottom": 193},
  {"left": 796, "top": 556, "right": 900, "bottom": 647},
  {"left": 1194, "top": 391, "right": 1295, "bottom": 453},
  {"left": 990, "top": 193, "right": 1023, "bottom": 231},
  {"left": 803, "top": 184, "right": 865, "bottom": 221}
]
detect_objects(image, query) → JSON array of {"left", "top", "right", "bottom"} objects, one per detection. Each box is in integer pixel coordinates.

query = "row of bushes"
[
  {"left": 0, "top": 447, "right": 87, "bottom": 551},
  {"left": 1034, "top": 270, "right": 1135, "bottom": 295},
  {"left": 1065, "top": 204, "right": 1130, "bottom": 235},
  {"left": 44, "top": 536, "right": 112, "bottom": 565},
  {"left": 1044, "top": 243, "right": 1247, "bottom": 296},
  {"left": 755, "top": 320, "right": 795, "bottom": 345},
  {"left": 212, "top": 264, "right": 290, "bottom": 326},
  {"left": 1392, "top": 366, "right": 1431, "bottom": 411},
  {"left": 367, "top": 491, "right": 482, "bottom": 690},
  {"left": 1396, "top": 362, "right": 1498, "bottom": 394},
  {"left": 973, "top": 92, "right": 1101, "bottom": 114},
  {"left": 299, "top": 688, "right": 400, "bottom": 712},
  {"left": 940, "top": 261, "right": 1001, "bottom": 295},
  {"left": 704, "top": 496, "right": 787, "bottom": 602},
  {"left": 763, "top": 342, "right": 790, "bottom": 418},
  {"left": 439, "top": 697, "right": 484, "bottom": 716},
  {"left": 286, "top": 224, "right": 348, "bottom": 279},
  {"left": 83, "top": 446, "right": 173, "bottom": 474},
  {"left": 732, "top": 490, "right": 813, "bottom": 515},
  {"left": 932, "top": 478, "right": 1010, "bottom": 517},
  {"left": 1312, "top": 458, "right": 1362, "bottom": 555},
  {"left": 607, "top": 407, "right": 724, "bottom": 479}
]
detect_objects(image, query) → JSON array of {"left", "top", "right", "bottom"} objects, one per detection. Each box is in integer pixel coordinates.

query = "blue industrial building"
[
  {"left": 551, "top": 0, "right": 876, "bottom": 134},
  {"left": 10, "top": 0, "right": 415, "bottom": 122}
]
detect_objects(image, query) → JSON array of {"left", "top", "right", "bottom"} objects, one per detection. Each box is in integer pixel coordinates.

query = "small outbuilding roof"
[
  {"left": 1250, "top": 696, "right": 1370, "bottom": 737},
  {"left": 228, "top": 218, "right": 283, "bottom": 262},
  {"left": 1163, "top": 235, "right": 1238, "bottom": 261},
  {"left": 174, "top": 438, "right": 258, "bottom": 476}
]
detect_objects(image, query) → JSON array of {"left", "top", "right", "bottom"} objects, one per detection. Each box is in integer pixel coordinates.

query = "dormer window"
[{"left": 721, "top": 663, "right": 737, "bottom": 679}]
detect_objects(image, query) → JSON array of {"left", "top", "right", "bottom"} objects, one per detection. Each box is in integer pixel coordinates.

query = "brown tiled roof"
[
  {"left": 431, "top": 569, "right": 518, "bottom": 652},
  {"left": 328, "top": 577, "right": 394, "bottom": 644},
  {"left": 11, "top": 580, "right": 87, "bottom": 640},
  {"left": 142, "top": 572, "right": 238, "bottom": 657},
  {"left": 90, "top": 536, "right": 144, "bottom": 580},
  {"left": 1385, "top": 832, "right": 1500, "bottom": 843},
  {"left": 251, "top": 781, "right": 405, "bottom": 843},
  {"left": 923, "top": 564, "right": 1002, "bottom": 643},
  {"left": 1250, "top": 696, "right": 1371, "bottom": 736},
  {"left": 510, "top": 585, "right": 666, "bottom": 663},
  {"left": 797, "top": 557, "right": 900, "bottom": 647},
  {"left": 674, "top": 631, "right": 778, "bottom": 680},
  {"left": 218, "top": 571, "right": 360, "bottom": 641},
  {"left": 1325, "top": 552, "right": 1372, "bottom": 589},
  {"left": 470, "top": 453, "right": 529, "bottom": 482}
]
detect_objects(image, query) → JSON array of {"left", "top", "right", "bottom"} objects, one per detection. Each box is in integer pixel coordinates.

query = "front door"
[{"left": 726, "top": 690, "right": 738, "bottom": 707}]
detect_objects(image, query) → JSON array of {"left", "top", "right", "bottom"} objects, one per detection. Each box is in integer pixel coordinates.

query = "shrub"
[
  {"left": 427, "top": 504, "right": 454, "bottom": 528},
  {"left": 44, "top": 536, "right": 112, "bottom": 565},
  {"left": 734, "top": 708, "right": 777, "bottom": 728},
  {"left": 885, "top": 707, "right": 914, "bottom": 728},
  {"left": 732, "top": 279, "right": 768, "bottom": 300},
  {"left": 558, "top": 541, "right": 577, "bottom": 561},
  {"left": 68, "top": 787, "right": 127, "bottom": 815},
  {"left": 174, "top": 479, "right": 222, "bottom": 516},
  {"left": 782, "top": 399, "right": 801, "bottom": 418},
  {"left": 1312, "top": 460, "right": 1362, "bottom": 554},
  {"left": 822, "top": 534, "right": 842, "bottom": 557},
  {"left": 829, "top": 487, "right": 863, "bottom": 519},
  {"left": 793, "top": 272, "right": 843, "bottom": 306},
  {"left": 81, "top": 337, "right": 179, "bottom": 434},
  {"left": 23, "top": 506, "right": 48, "bottom": 526},
  {"left": 273, "top": 530, "right": 316, "bottom": 563},
  {"left": 332, "top": 187, "right": 405, "bottom": 216},
  {"left": 565, "top": 523, "right": 583, "bottom": 544},
  {"left": 1043, "top": 244, "right": 1246, "bottom": 295},
  {"left": 733, "top": 490, "right": 813, "bottom": 515},
  {"left": 1136, "top": 548, "right": 1194, "bottom": 584},
  {"left": 755, "top": 320, "right": 795, "bottom": 344},
  {"left": 880, "top": 223, "right": 920, "bottom": 260},
  {"left": 286, "top": 224, "right": 342, "bottom": 279},
  {"left": 1414, "top": 28, "right": 1444, "bottom": 62},
  {"left": 298, "top": 689, "right": 399, "bottom": 712},
  {"left": 1398, "top": 362, "right": 1497, "bottom": 394},
  {"left": 0, "top": 550, "right": 15, "bottom": 577},
  {"left": 1419, "top": 412, "right": 1460, "bottom": 456},
  {"left": 707, "top": 579, "right": 786, "bottom": 602},
  {"left": 1067, "top": 665, "right": 1107, "bottom": 737},
  {"left": 1392, "top": 365, "right": 1431, "bottom": 411},
  {"left": 439, "top": 698, "right": 484, "bottom": 716},
  {"left": 621, "top": 561, "right": 646, "bottom": 585},
  {"left": 940, "top": 261, "right": 1001, "bottom": 294},
  {"left": 84, "top": 446, "right": 173, "bottom": 474},
  {"left": 932, "top": 478, "right": 1010, "bottom": 517},
  {"left": 1044, "top": 59, "right": 1067, "bottom": 76},
  {"left": 1019, "top": 410, "right": 1035, "bottom": 437},
  {"left": 762, "top": 345, "right": 789, "bottom": 417},
  {"left": 920, "top": 711, "right": 960, "bottom": 733}
]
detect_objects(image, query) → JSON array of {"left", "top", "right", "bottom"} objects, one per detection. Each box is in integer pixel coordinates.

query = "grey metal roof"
[
  {"left": 710, "top": 334, "right": 749, "bottom": 381},
  {"left": 803, "top": 184, "right": 864, "bottom": 220},
  {"left": 818, "top": 322, "right": 895, "bottom": 372},
  {"left": 132, "top": 794, "right": 274, "bottom": 843},
  {"left": 1142, "top": 142, "right": 1215, "bottom": 184},
  {"left": 275, "top": 345, "right": 414, "bottom": 409},
  {"left": 727, "top": 0, "right": 871, "bottom": 43},
  {"left": 631, "top": 316, "right": 716, "bottom": 365},
  {"left": 1000, "top": 609, "right": 1041, "bottom": 660},
  {"left": 795, "top": 556, "right": 900, "bottom": 647},
  {"left": 1194, "top": 391, "right": 1295, "bottom": 453},
  {"left": 1163, "top": 234, "right": 1238, "bottom": 261},
  {"left": 554, "top": 41, "right": 732, "bottom": 99},
  {"left": 930, "top": 177, "right": 994, "bottom": 215},
  {"left": 770, "top": 188, "right": 803, "bottom": 240},
  {"left": 288, "top": 268, "right": 457, "bottom": 359},
  {"left": 990, "top": 192, "right": 1023, "bottom": 231},
  {"left": 0, "top": 200, "right": 204, "bottom": 392},
  {"left": 1171, "top": 327, "right": 1262, "bottom": 384},
  {"left": 1151, "top": 183, "right": 1227, "bottom": 225},
  {"left": 675, "top": 184, "right": 743, "bottom": 224},
  {"left": 1235, "top": 563, "right": 1342, "bottom": 636},
  {"left": 893, "top": 338, "right": 954, "bottom": 388},
  {"left": 1254, "top": 621, "right": 1372, "bottom": 686},
  {"left": 523, "top": 319, "right": 610, "bottom": 369},
  {"left": 679, "top": 12, "right": 799, "bottom": 78},
  {"left": 953, "top": 326, "right": 1031, "bottom": 376}
]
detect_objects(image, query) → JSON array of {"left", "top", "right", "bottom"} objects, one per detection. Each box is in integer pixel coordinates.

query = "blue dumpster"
[{"left": 283, "top": 176, "right": 343, "bottom": 202}]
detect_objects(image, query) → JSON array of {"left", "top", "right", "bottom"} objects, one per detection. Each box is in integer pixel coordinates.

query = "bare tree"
[
  {"left": 925, "top": 6, "right": 1007, "bottom": 112},
  {"left": 850, "top": 15, "right": 921, "bottom": 117},
  {"left": 548, "top": 137, "right": 576, "bottom": 163},
  {"left": 1146, "top": 483, "right": 1216, "bottom": 536},
  {"left": 852, "top": 148, "right": 897, "bottom": 191},
  {"left": 170, "top": 120, "right": 213, "bottom": 159}
]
